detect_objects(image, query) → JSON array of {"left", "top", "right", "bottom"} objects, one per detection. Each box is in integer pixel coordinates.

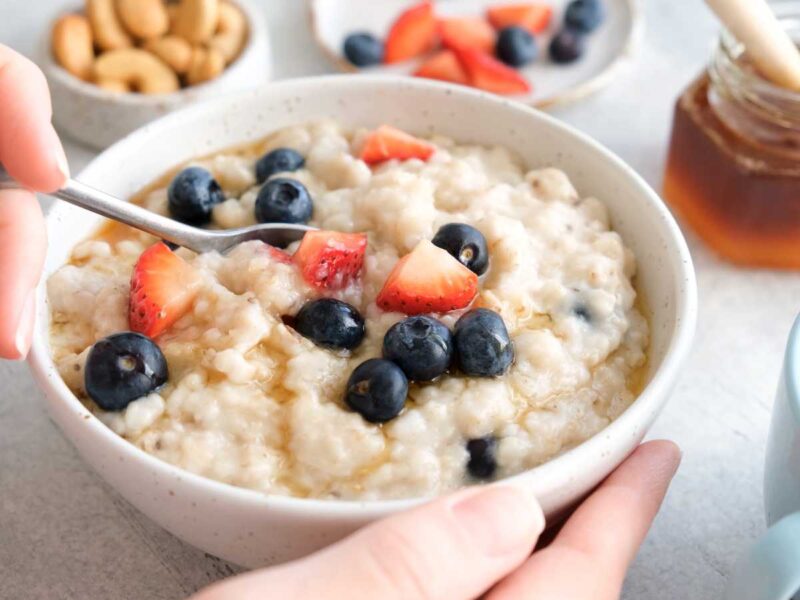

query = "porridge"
[{"left": 47, "top": 120, "right": 648, "bottom": 500}]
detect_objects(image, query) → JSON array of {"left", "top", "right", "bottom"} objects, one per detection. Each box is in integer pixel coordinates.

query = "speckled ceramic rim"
[
  {"left": 783, "top": 315, "right": 800, "bottom": 424},
  {"left": 307, "top": 0, "right": 644, "bottom": 110},
  {"left": 29, "top": 75, "right": 697, "bottom": 518}
]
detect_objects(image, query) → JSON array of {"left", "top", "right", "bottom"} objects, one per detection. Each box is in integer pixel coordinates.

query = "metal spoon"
[{"left": 0, "top": 164, "right": 313, "bottom": 253}]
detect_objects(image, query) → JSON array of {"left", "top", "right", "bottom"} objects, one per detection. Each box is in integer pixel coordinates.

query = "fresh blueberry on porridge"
[{"left": 47, "top": 120, "right": 648, "bottom": 500}]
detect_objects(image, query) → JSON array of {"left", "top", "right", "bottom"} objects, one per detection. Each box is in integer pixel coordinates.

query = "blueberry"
[
  {"left": 431, "top": 223, "right": 489, "bottom": 276},
  {"left": 496, "top": 26, "right": 538, "bottom": 67},
  {"left": 454, "top": 309, "right": 514, "bottom": 377},
  {"left": 255, "top": 148, "right": 305, "bottom": 184},
  {"left": 295, "top": 298, "right": 365, "bottom": 351},
  {"left": 167, "top": 167, "right": 225, "bottom": 225},
  {"left": 466, "top": 436, "right": 498, "bottom": 479},
  {"left": 383, "top": 315, "right": 453, "bottom": 381},
  {"left": 564, "top": 0, "right": 605, "bottom": 33},
  {"left": 255, "top": 177, "right": 313, "bottom": 224},
  {"left": 343, "top": 32, "right": 384, "bottom": 67},
  {"left": 345, "top": 359, "right": 408, "bottom": 423},
  {"left": 549, "top": 29, "right": 586, "bottom": 64},
  {"left": 85, "top": 332, "right": 168, "bottom": 412}
]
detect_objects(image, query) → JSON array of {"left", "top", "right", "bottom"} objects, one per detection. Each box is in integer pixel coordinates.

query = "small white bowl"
[
  {"left": 41, "top": 0, "right": 272, "bottom": 150},
  {"left": 28, "top": 76, "right": 697, "bottom": 568}
]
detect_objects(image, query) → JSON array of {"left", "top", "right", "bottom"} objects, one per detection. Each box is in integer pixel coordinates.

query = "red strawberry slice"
[
  {"left": 456, "top": 48, "right": 532, "bottom": 95},
  {"left": 360, "top": 125, "right": 436, "bottom": 165},
  {"left": 376, "top": 240, "right": 478, "bottom": 315},
  {"left": 384, "top": 1, "right": 438, "bottom": 64},
  {"left": 129, "top": 242, "right": 202, "bottom": 338},
  {"left": 440, "top": 17, "right": 496, "bottom": 53},
  {"left": 414, "top": 50, "right": 469, "bottom": 84},
  {"left": 293, "top": 230, "right": 367, "bottom": 290},
  {"left": 487, "top": 3, "right": 553, "bottom": 33}
]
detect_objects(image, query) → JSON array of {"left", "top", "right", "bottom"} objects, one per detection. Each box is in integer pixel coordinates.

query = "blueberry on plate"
[
  {"left": 255, "top": 177, "right": 313, "bottom": 224},
  {"left": 85, "top": 332, "right": 168, "bottom": 412},
  {"left": 255, "top": 148, "right": 305, "bottom": 184},
  {"left": 345, "top": 359, "right": 408, "bottom": 423},
  {"left": 431, "top": 223, "right": 489, "bottom": 276},
  {"left": 343, "top": 32, "right": 384, "bottom": 67},
  {"left": 383, "top": 315, "right": 453, "bottom": 381},
  {"left": 294, "top": 298, "right": 365, "bottom": 351},
  {"left": 549, "top": 29, "right": 586, "bottom": 64},
  {"left": 454, "top": 308, "right": 514, "bottom": 377},
  {"left": 496, "top": 26, "right": 538, "bottom": 67},
  {"left": 167, "top": 166, "right": 225, "bottom": 225},
  {"left": 466, "top": 435, "right": 498, "bottom": 479},
  {"left": 564, "top": 0, "right": 605, "bottom": 33}
]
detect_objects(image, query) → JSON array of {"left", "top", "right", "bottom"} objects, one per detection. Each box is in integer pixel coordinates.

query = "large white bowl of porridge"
[{"left": 28, "top": 76, "right": 696, "bottom": 567}]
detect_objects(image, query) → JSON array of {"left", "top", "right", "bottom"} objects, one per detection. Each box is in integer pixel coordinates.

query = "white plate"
[{"left": 310, "top": 0, "right": 642, "bottom": 108}]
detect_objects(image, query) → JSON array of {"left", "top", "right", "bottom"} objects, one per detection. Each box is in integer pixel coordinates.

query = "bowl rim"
[
  {"left": 40, "top": 0, "right": 270, "bottom": 105},
  {"left": 28, "top": 74, "right": 698, "bottom": 517}
]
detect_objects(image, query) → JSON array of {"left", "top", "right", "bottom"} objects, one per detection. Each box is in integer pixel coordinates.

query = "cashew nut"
[
  {"left": 52, "top": 14, "right": 95, "bottom": 80},
  {"left": 95, "top": 78, "right": 130, "bottom": 93},
  {"left": 173, "top": 0, "right": 219, "bottom": 44},
  {"left": 144, "top": 35, "right": 193, "bottom": 74},
  {"left": 93, "top": 48, "right": 180, "bottom": 94},
  {"left": 86, "top": 0, "right": 132, "bottom": 50},
  {"left": 185, "top": 46, "right": 225, "bottom": 85},
  {"left": 115, "top": 0, "right": 169, "bottom": 39},
  {"left": 208, "top": 1, "right": 247, "bottom": 64}
]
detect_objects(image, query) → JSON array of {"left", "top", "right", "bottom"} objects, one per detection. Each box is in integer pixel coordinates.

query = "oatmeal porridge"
[{"left": 47, "top": 119, "right": 648, "bottom": 500}]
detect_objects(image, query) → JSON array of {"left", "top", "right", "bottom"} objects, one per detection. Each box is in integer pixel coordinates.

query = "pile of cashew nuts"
[{"left": 51, "top": 0, "right": 248, "bottom": 94}]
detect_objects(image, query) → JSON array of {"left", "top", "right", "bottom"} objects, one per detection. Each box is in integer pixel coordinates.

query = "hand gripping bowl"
[{"left": 28, "top": 76, "right": 697, "bottom": 568}]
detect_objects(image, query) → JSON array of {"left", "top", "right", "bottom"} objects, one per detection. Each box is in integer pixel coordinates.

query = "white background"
[{"left": 2, "top": 1, "right": 798, "bottom": 598}]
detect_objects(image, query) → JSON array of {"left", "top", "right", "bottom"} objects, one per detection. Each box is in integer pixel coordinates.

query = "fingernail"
[
  {"left": 53, "top": 137, "right": 70, "bottom": 182},
  {"left": 14, "top": 290, "right": 36, "bottom": 360},
  {"left": 451, "top": 482, "right": 545, "bottom": 557}
]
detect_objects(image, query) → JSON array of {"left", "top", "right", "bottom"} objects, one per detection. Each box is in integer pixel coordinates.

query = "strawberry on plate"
[
  {"left": 360, "top": 125, "right": 436, "bottom": 165},
  {"left": 294, "top": 230, "right": 367, "bottom": 290},
  {"left": 414, "top": 49, "right": 469, "bottom": 84},
  {"left": 456, "top": 48, "right": 532, "bottom": 95},
  {"left": 487, "top": 3, "right": 553, "bottom": 33},
  {"left": 129, "top": 242, "right": 202, "bottom": 338},
  {"left": 376, "top": 240, "right": 478, "bottom": 315},
  {"left": 384, "top": 1, "right": 438, "bottom": 64},
  {"left": 440, "top": 17, "right": 496, "bottom": 53}
]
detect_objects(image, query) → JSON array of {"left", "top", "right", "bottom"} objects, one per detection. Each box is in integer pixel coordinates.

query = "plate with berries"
[{"left": 310, "top": 0, "right": 641, "bottom": 108}]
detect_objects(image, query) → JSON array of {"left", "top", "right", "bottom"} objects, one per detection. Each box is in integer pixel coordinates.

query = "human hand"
[
  {"left": 192, "top": 440, "right": 680, "bottom": 600},
  {"left": 0, "top": 44, "right": 69, "bottom": 359}
]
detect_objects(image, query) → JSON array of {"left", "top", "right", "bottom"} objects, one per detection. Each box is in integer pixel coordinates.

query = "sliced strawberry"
[
  {"left": 440, "top": 17, "right": 496, "bottom": 53},
  {"left": 376, "top": 240, "right": 478, "bottom": 315},
  {"left": 487, "top": 3, "right": 553, "bottom": 33},
  {"left": 293, "top": 230, "right": 367, "bottom": 290},
  {"left": 456, "top": 48, "right": 532, "bottom": 95},
  {"left": 129, "top": 242, "right": 202, "bottom": 338},
  {"left": 261, "top": 243, "right": 293, "bottom": 264},
  {"left": 414, "top": 50, "right": 469, "bottom": 84},
  {"left": 360, "top": 125, "right": 436, "bottom": 165},
  {"left": 384, "top": 1, "right": 438, "bottom": 64}
]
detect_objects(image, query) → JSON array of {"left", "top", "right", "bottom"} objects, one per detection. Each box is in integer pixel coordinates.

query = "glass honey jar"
[{"left": 663, "top": 4, "right": 800, "bottom": 269}]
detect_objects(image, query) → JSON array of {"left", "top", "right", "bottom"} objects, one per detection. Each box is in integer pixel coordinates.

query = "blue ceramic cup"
[{"left": 725, "top": 317, "right": 800, "bottom": 600}]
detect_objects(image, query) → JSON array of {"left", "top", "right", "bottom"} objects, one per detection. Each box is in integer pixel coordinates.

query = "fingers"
[
  {"left": 488, "top": 440, "right": 681, "bottom": 600},
  {"left": 0, "top": 189, "right": 46, "bottom": 359},
  {"left": 192, "top": 483, "right": 545, "bottom": 600},
  {"left": 0, "top": 44, "right": 69, "bottom": 191}
]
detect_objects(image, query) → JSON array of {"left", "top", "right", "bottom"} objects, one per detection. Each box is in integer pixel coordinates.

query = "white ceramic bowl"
[
  {"left": 41, "top": 0, "right": 272, "bottom": 150},
  {"left": 28, "top": 76, "right": 697, "bottom": 568}
]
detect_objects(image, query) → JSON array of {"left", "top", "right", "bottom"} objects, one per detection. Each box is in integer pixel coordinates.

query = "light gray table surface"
[{"left": 2, "top": 1, "right": 797, "bottom": 598}]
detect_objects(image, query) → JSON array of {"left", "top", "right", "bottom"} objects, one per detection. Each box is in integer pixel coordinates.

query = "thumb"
[{"left": 193, "top": 483, "right": 545, "bottom": 600}]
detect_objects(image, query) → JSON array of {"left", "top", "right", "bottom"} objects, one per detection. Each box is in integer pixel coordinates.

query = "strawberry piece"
[
  {"left": 487, "top": 3, "right": 553, "bottom": 33},
  {"left": 129, "top": 242, "right": 202, "bottom": 338},
  {"left": 293, "top": 230, "right": 367, "bottom": 290},
  {"left": 440, "top": 17, "right": 496, "bottom": 53},
  {"left": 360, "top": 125, "right": 436, "bottom": 165},
  {"left": 376, "top": 240, "right": 478, "bottom": 315},
  {"left": 456, "top": 48, "right": 532, "bottom": 95},
  {"left": 414, "top": 50, "right": 469, "bottom": 84},
  {"left": 384, "top": 1, "right": 438, "bottom": 64}
]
